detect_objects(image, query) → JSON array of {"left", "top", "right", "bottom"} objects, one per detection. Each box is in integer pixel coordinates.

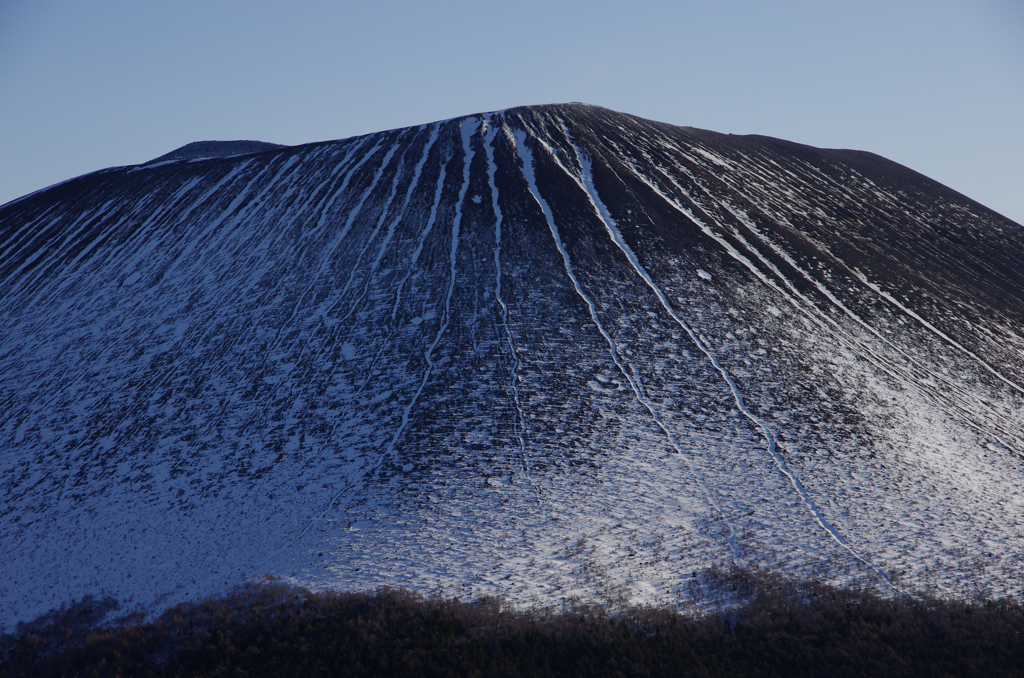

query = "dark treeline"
[{"left": 3, "top": 568, "right": 1023, "bottom": 677}]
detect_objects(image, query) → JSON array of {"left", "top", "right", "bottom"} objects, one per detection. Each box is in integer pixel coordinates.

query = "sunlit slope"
[{"left": 2, "top": 104, "right": 1023, "bottom": 629}]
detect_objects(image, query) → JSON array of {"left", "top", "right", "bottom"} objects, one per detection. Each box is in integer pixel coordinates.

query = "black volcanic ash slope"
[{"left": 1, "top": 104, "right": 1023, "bottom": 630}]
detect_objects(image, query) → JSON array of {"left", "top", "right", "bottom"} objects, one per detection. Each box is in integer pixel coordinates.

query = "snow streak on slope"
[
  {"left": 631, "top": 130, "right": 1024, "bottom": 453},
  {"left": 485, "top": 119, "right": 530, "bottom": 477},
  {"left": 556, "top": 124, "right": 899, "bottom": 591},
  {"left": 333, "top": 135, "right": 407, "bottom": 312},
  {"left": 585, "top": 113, "right": 1024, "bottom": 590},
  {"left": 515, "top": 124, "right": 743, "bottom": 563},
  {"left": 2, "top": 104, "right": 1023, "bottom": 631},
  {"left": 850, "top": 267, "right": 1024, "bottom": 396},
  {"left": 383, "top": 118, "right": 477, "bottom": 468},
  {"left": 391, "top": 127, "right": 445, "bottom": 323}
]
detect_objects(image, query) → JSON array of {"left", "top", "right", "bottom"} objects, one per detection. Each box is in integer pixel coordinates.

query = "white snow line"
[
  {"left": 342, "top": 125, "right": 438, "bottom": 324},
  {"left": 254, "top": 141, "right": 384, "bottom": 355},
  {"left": 270, "top": 135, "right": 404, "bottom": 396},
  {"left": 2, "top": 201, "right": 114, "bottom": 302},
  {"left": 335, "top": 152, "right": 409, "bottom": 323},
  {"left": 34, "top": 205, "right": 146, "bottom": 305},
  {"left": 631, "top": 138, "right": 1022, "bottom": 450},
  {"left": 45, "top": 176, "right": 240, "bottom": 437},
  {"left": 200, "top": 155, "right": 325, "bottom": 347},
  {"left": 392, "top": 124, "right": 446, "bottom": 322},
  {"left": 719, "top": 203, "right": 1024, "bottom": 448},
  {"left": 0, "top": 202, "right": 62, "bottom": 270},
  {"left": 485, "top": 117, "right": 531, "bottom": 477},
  {"left": 383, "top": 117, "right": 478, "bottom": 465},
  {"left": 515, "top": 123, "right": 740, "bottom": 564},
  {"left": 116, "top": 177, "right": 205, "bottom": 274},
  {"left": 377, "top": 126, "right": 438, "bottom": 271},
  {"left": 304, "top": 120, "right": 459, "bottom": 524},
  {"left": 609, "top": 138, "right": 905, "bottom": 591},
  {"left": 301, "top": 137, "right": 373, "bottom": 240},
  {"left": 44, "top": 187, "right": 195, "bottom": 339},
  {"left": 156, "top": 159, "right": 254, "bottom": 246},
  {"left": 321, "top": 126, "right": 439, "bottom": 407},
  {"left": 852, "top": 270, "right": 1024, "bottom": 398},
  {"left": 353, "top": 333, "right": 394, "bottom": 396},
  {"left": 331, "top": 135, "right": 406, "bottom": 311},
  {"left": 124, "top": 155, "right": 311, "bottom": 441},
  {"left": 298, "top": 131, "right": 434, "bottom": 403},
  {"left": 309, "top": 140, "right": 383, "bottom": 263},
  {"left": 9, "top": 202, "right": 115, "bottom": 310},
  {"left": 259, "top": 139, "right": 386, "bottom": 355},
  {"left": 154, "top": 156, "right": 301, "bottom": 288},
  {"left": 237, "top": 149, "right": 393, "bottom": 399}
]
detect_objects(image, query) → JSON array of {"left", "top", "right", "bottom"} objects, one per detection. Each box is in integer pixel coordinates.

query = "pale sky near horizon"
[{"left": 2, "top": 0, "right": 1022, "bottom": 224}]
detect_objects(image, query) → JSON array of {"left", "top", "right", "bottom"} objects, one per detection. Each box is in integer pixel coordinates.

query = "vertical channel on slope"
[
  {"left": 254, "top": 136, "right": 424, "bottom": 444},
  {"left": 306, "top": 139, "right": 384, "bottom": 277},
  {"left": 303, "top": 130, "right": 453, "bottom": 526},
  {"left": 200, "top": 139, "right": 400, "bottom": 447},
  {"left": 852, "top": 268, "right": 1024, "bottom": 398},
  {"left": 342, "top": 127, "right": 438, "bottom": 324},
  {"left": 281, "top": 134, "right": 409, "bottom": 421},
  {"left": 724, "top": 147, "right": 1024, "bottom": 398},
  {"left": 632, "top": 138, "right": 1023, "bottom": 452},
  {"left": 381, "top": 117, "right": 478, "bottom": 466},
  {"left": 336, "top": 155, "right": 409, "bottom": 323},
  {"left": 316, "top": 126, "right": 440, "bottom": 411},
  {"left": 0, "top": 202, "right": 62, "bottom": 274},
  {"left": 513, "top": 124, "right": 740, "bottom": 563},
  {"left": 83, "top": 159, "right": 296, "bottom": 443},
  {"left": 264, "top": 131, "right": 432, "bottom": 410},
  {"left": 270, "top": 129, "right": 435, "bottom": 384},
  {"left": 304, "top": 137, "right": 373, "bottom": 239},
  {"left": 484, "top": 118, "right": 531, "bottom": 477},
  {"left": 391, "top": 124, "right": 446, "bottom": 322},
  {"left": 25, "top": 177, "right": 210, "bottom": 434},
  {"left": 154, "top": 158, "right": 273, "bottom": 284},
  {"left": 258, "top": 139, "right": 385, "bottom": 355},
  {"left": 588, "top": 131, "right": 903, "bottom": 590},
  {"left": 330, "top": 133, "right": 407, "bottom": 308},
  {"left": 8, "top": 200, "right": 120, "bottom": 305},
  {"left": 266, "top": 139, "right": 388, "bottom": 376}
]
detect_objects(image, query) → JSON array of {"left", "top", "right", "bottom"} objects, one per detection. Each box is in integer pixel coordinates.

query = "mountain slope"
[{"left": 2, "top": 104, "right": 1023, "bottom": 629}]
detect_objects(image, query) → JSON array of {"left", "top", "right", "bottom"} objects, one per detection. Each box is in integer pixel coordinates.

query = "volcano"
[{"left": 2, "top": 104, "right": 1023, "bottom": 628}]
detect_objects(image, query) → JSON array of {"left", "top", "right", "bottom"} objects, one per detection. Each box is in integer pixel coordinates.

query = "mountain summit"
[
  {"left": 2, "top": 104, "right": 1023, "bottom": 629},
  {"left": 145, "top": 139, "right": 286, "bottom": 164}
]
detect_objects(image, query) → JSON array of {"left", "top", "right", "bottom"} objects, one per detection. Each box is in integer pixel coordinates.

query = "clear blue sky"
[{"left": 2, "top": 0, "right": 1022, "bottom": 224}]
